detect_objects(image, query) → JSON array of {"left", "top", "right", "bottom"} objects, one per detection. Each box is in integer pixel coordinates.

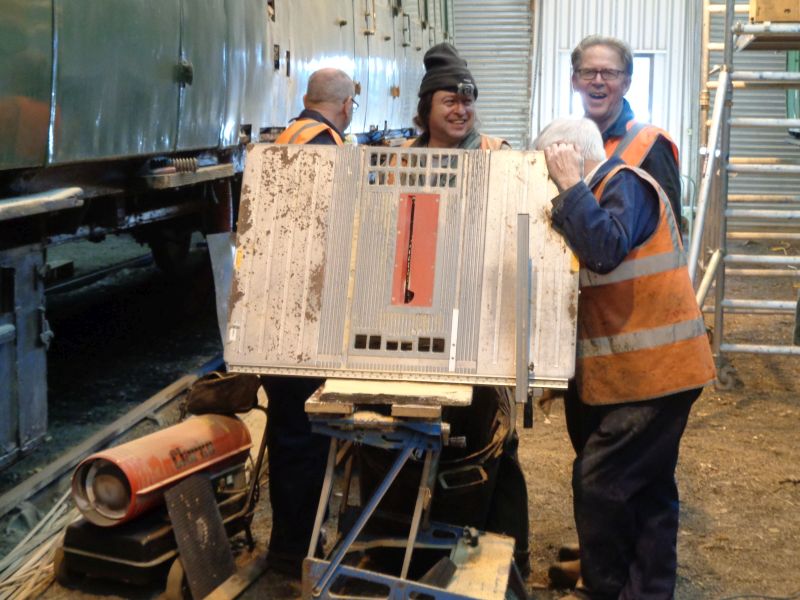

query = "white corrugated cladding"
[
  {"left": 453, "top": 1, "right": 534, "bottom": 149},
  {"left": 709, "top": 2, "right": 798, "bottom": 196},
  {"left": 532, "top": 0, "right": 698, "bottom": 177}
]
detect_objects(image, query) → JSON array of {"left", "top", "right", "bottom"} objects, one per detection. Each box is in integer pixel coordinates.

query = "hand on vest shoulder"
[{"left": 543, "top": 143, "right": 584, "bottom": 193}]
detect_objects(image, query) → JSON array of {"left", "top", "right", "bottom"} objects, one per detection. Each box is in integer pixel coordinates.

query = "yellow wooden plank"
[
  {"left": 391, "top": 404, "right": 442, "bottom": 419},
  {"left": 750, "top": 0, "right": 800, "bottom": 22},
  {"left": 447, "top": 532, "right": 514, "bottom": 600},
  {"left": 205, "top": 552, "right": 268, "bottom": 600},
  {"left": 304, "top": 398, "right": 354, "bottom": 415},
  {"left": 321, "top": 379, "right": 472, "bottom": 406}
]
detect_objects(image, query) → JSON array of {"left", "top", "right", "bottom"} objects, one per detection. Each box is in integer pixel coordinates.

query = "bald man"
[
  {"left": 275, "top": 68, "right": 357, "bottom": 146},
  {"left": 265, "top": 68, "right": 358, "bottom": 580}
]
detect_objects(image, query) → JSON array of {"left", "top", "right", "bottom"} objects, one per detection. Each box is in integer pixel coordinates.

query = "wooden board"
[
  {"left": 750, "top": 0, "right": 800, "bottom": 22},
  {"left": 447, "top": 532, "right": 515, "bottom": 600},
  {"left": 305, "top": 398, "right": 354, "bottom": 415},
  {"left": 390, "top": 404, "right": 442, "bottom": 419},
  {"left": 205, "top": 553, "right": 268, "bottom": 600},
  {"left": 319, "top": 379, "right": 472, "bottom": 407}
]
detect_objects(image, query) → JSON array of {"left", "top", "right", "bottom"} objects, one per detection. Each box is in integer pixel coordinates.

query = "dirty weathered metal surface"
[
  {"left": 225, "top": 144, "right": 577, "bottom": 388},
  {"left": 447, "top": 531, "right": 515, "bottom": 600},
  {"left": 0, "top": 244, "right": 48, "bottom": 468}
]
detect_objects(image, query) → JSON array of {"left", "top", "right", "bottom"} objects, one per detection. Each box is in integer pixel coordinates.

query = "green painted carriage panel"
[
  {"left": 51, "top": 0, "right": 180, "bottom": 163},
  {"left": 222, "top": 0, "right": 272, "bottom": 146},
  {"left": 0, "top": 0, "right": 53, "bottom": 170},
  {"left": 176, "top": 0, "right": 226, "bottom": 150}
]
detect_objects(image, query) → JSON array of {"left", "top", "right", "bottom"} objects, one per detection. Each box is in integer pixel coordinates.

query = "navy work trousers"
[
  {"left": 565, "top": 384, "right": 701, "bottom": 600},
  {"left": 261, "top": 376, "right": 328, "bottom": 562}
]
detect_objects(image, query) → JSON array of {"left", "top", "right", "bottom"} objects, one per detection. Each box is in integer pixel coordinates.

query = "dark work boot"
[
  {"left": 514, "top": 547, "right": 531, "bottom": 579},
  {"left": 557, "top": 542, "right": 580, "bottom": 561},
  {"left": 548, "top": 559, "right": 581, "bottom": 589}
]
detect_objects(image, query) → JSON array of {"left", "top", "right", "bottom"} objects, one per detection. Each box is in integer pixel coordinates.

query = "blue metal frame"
[
  {"left": 303, "top": 406, "right": 527, "bottom": 600},
  {"left": 306, "top": 414, "right": 451, "bottom": 598},
  {"left": 303, "top": 557, "right": 480, "bottom": 600},
  {"left": 303, "top": 405, "right": 529, "bottom": 599},
  {"left": 311, "top": 418, "right": 444, "bottom": 451}
]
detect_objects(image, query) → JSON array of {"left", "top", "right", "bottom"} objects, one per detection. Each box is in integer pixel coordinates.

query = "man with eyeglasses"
[
  {"left": 570, "top": 35, "right": 681, "bottom": 228},
  {"left": 275, "top": 68, "right": 356, "bottom": 146},
  {"left": 546, "top": 34, "right": 688, "bottom": 596},
  {"left": 265, "top": 67, "right": 356, "bottom": 580}
]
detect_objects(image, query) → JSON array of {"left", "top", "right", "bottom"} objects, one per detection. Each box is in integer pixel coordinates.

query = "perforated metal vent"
[{"left": 367, "top": 149, "right": 460, "bottom": 189}]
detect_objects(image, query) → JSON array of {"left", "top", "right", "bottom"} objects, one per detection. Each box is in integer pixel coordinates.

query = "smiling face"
[
  {"left": 572, "top": 44, "right": 631, "bottom": 134},
  {"left": 427, "top": 90, "right": 475, "bottom": 148}
]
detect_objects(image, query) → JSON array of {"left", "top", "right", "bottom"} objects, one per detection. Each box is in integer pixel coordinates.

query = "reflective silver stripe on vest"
[
  {"left": 287, "top": 121, "right": 323, "bottom": 144},
  {"left": 611, "top": 122, "right": 648, "bottom": 162},
  {"left": 577, "top": 317, "right": 708, "bottom": 359},
  {"left": 580, "top": 251, "right": 687, "bottom": 287}
]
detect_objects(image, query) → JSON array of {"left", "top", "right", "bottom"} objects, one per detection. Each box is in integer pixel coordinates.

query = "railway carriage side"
[{"left": 0, "top": 0, "right": 453, "bottom": 468}]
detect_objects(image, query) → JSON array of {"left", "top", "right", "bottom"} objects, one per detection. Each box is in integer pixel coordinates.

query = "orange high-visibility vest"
[
  {"left": 477, "top": 135, "right": 508, "bottom": 150},
  {"left": 275, "top": 118, "right": 343, "bottom": 146},
  {"left": 576, "top": 165, "right": 715, "bottom": 405},
  {"left": 401, "top": 133, "right": 508, "bottom": 150},
  {"left": 604, "top": 121, "right": 679, "bottom": 168}
]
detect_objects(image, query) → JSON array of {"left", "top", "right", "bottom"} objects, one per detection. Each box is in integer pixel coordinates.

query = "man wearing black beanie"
[
  {"left": 402, "top": 44, "right": 530, "bottom": 579},
  {"left": 406, "top": 43, "right": 510, "bottom": 150}
]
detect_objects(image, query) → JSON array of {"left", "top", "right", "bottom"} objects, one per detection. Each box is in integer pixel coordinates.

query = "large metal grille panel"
[{"left": 225, "top": 145, "right": 577, "bottom": 388}]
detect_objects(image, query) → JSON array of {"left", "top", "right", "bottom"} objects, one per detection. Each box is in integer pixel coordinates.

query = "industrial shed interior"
[{"left": 0, "top": 1, "right": 799, "bottom": 599}]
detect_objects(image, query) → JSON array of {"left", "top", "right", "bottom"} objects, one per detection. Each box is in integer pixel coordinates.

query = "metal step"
[
  {"left": 734, "top": 22, "right": 800, "bottom": 51},
  {"left": 727, "top": 163, "right": 800, "bottom": 175},
  {"left": 721, "top": 342, "right": 800, "bottom": 355},
  {"left": 731, "top": 71, "right": 800, "bottom": 84},
  {"left": 725, "top": 254, "right": 800, "bottom": 266},
  {"left": 728, "top": 118, "right": 800, "bottom": 128},
  {"left": 725, "top": 208, "right": 800, "bottom": 219},
  {"left": 726, "top": 267, "right": 800, "bottom": 277},
  {"left": 720, "top": 298, "right": 796, "bottom": 313}
]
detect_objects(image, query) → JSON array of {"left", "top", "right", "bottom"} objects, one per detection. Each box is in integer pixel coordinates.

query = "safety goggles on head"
[
  {"left": 574, "top": 68, "right": 626, "bottom": 81},
  {"left": 456, "top": 81, "right": 476, "bottom": 100}
]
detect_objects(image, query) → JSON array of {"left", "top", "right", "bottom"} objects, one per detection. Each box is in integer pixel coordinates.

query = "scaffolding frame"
[{"left": 693, "top": 0, "right": 800, "bottom": 386}]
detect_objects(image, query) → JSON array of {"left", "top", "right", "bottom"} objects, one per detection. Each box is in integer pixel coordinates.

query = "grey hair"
[
  {"left": 306, "top": 68, "right": 355, "bottom": 104},
  {"left": 571, "top": 35, "right": 633, "bottom": 76},
  {"left": 533, "top": 118, "right": 606, "bottom": 162}
]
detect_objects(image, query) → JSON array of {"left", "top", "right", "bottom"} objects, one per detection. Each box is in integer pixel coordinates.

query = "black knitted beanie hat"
[{"left": 418, "top": 43, "right": 478, "bottom": 99}]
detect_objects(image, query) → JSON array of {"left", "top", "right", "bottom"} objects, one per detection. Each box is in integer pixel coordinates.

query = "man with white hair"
[{"left": 535, "top": 118, "right": 715, "bottom": 600}]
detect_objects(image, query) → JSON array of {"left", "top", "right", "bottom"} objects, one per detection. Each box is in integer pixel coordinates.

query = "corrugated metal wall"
[
  {"left": 708, "top": 2, "right": 798, "bottom": 196},
  {"left": 452, "top": 1, "right": 797, "bottom": 200},
  {"left": 453, "top": 0, "right": 534, "bottom": 149},
  {"left": 532, "top": 0, "right": 698, "bottom": 175}
]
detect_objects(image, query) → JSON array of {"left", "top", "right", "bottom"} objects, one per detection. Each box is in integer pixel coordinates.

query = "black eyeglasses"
[
  {"left": 575, "top": 68, "right": 626, "bottom": 81},
  {"left": 350, "top": 97, "right": 360, "bottom": 110}
]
